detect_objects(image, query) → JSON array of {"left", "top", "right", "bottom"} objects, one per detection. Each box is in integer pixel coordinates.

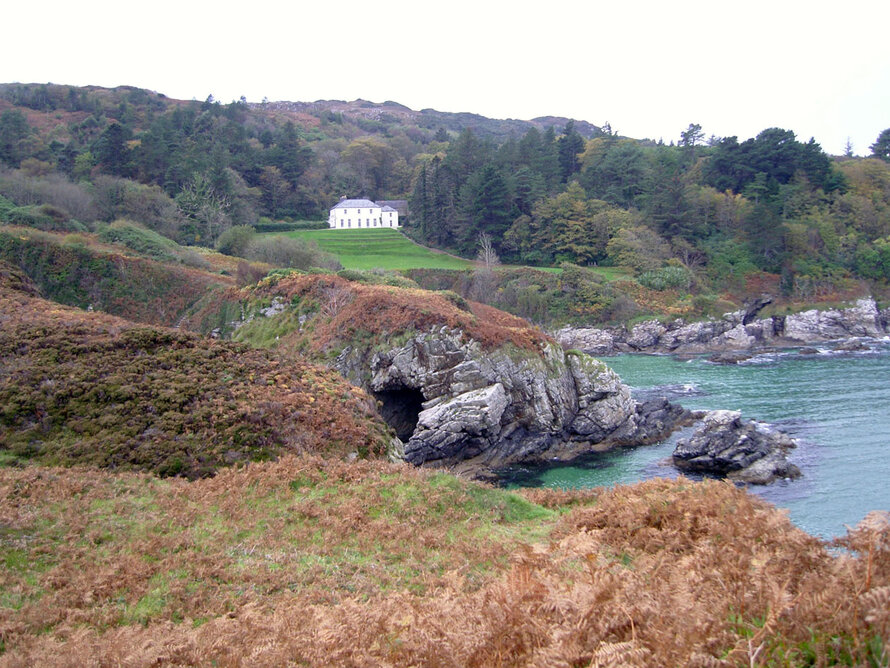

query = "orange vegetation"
[
  {"left": 255, "top": 273, "right": 552, "bottom": 353},
  {"left": 613, "top": 280, "right": 695, "bottom": 318},
  {"left": 0, "top": 461, "right": 887, "bottom": 666}
]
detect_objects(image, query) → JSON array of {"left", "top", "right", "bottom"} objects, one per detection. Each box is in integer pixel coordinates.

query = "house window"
[{"left": 358, "top": 209, "right": 361, "bottom": 214}]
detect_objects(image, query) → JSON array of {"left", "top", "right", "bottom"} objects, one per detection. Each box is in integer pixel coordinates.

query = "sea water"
[{"left": 503, "top": 340, "right": 890, "bottom": 539}]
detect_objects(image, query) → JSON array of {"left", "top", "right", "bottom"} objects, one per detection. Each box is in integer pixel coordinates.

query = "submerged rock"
[
  {"left": 834, "top": 340, "right": 869, "bottom": 352},
  {"left": 707, "top": 351, "right": 754, "bottom": 365},
  {"left": 672, "top": 410, "right": 800, "bottom": 485}
]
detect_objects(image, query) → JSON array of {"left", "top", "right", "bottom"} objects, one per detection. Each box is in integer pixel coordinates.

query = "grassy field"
[
  {"left": 271, "top": 228, "right": 636, "bottom": 282},
  {"left": 275, "top": 228, "right": 474, "bottom": 270}
]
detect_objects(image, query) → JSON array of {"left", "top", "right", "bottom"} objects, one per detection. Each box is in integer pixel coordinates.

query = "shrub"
[
  {"left": 437, "top": 289, "right": 471, "bottom": 312},
  {"left": 3, "top": 204, "right": 86, "bottom": 232},
  {"left": 91, "top": 176, "right": 186, "bottom": 241},
  {"left": 252, "top": 218, "right": 328, "bottom": 233},
  {"left": 638, "top": 265, "right": 693, "bottom": 291},
  {"left": 216, "top": 225, "right": 256, "bottom": 257},
  {"left": 337, "top": 268, "right": 418, "bottom": 289},
  {"left": 98, "top": 220, "right": 181, "bottom": 261},
  {"left": 0, "top": 171, "right": 98, "bottom": 221},
  {"left": 0, "top": 193, "right": 14, "bottom": 217},
  {"left": 246, "top": 236, "right": 342, "bottom": 271},
  {"left": 236, "top": 261, "right": 269, "bottom": 287}
]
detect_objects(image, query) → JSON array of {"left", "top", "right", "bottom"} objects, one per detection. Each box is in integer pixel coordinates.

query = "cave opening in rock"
[{"left": 373, "top": 388, "right": 425, "bottom": 441}]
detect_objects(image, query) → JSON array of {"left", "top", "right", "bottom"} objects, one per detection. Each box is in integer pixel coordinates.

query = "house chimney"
[{"left": 340, "top": 195, "right": 347, "bottom": 201}]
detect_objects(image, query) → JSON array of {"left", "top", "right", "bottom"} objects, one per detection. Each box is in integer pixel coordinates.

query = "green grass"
[
  {"left": 266, "top": 229, "right": 634, "bottom": 284},
  {"left": 585, "top": 265, "right": 635, "bottom": 281},
  {"left": 271, "top": 229, "right": 474, "bottom": 271}
]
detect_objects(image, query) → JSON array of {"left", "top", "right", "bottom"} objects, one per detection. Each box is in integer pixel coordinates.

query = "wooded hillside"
[{"left": 2, "top": 82, "right": 889, "bottom": 314}]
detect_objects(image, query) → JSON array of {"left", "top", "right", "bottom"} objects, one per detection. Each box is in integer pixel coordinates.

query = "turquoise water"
[{"left": 504, "top": 340, "right": 890, "bottom": 539}]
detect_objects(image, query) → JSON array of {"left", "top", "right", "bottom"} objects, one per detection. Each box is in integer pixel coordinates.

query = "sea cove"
[{"left": 503, "top": 341, "right": 890, "bottom": 539}]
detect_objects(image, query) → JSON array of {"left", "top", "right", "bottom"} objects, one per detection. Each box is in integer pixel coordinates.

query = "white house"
[{"left": 328, "top": 198, "right": 400, "bottom": 229}]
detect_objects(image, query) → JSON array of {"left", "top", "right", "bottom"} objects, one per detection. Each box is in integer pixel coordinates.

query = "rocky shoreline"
[
  {"left": 542, "top": 297, "right": 889, "bottom": 484},
  {"left": 334, "top": 324, "right": 801, "bottom": 486},
  {"left": 333, "top": 327, "right": 698, "bottom": 476},
  {"left": 556, "top": 296, "right": 889, "bottom": 357}
]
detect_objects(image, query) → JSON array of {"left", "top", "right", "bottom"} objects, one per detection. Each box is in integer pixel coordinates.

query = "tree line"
[{"left": 409, "top": 123, "right": 890, "bottom": 293}]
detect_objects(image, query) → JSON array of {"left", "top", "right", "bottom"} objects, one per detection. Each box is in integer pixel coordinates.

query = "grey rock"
[
  {"left": 673, "top": 410, "right": 800, "bottom": 485},
  {"left": 627, "top": 320, "right": 667, "bottom": 350},
  {"left": 707, "top": 351, "right": 753, "bottom": 365},
  {"left": 782, "top": 299, "right": 882, "bottom": 342},
  {"left": 834, "top": 340, "right": 869, "bottom": 352},
  {"left": 554, "top": 297, "right": 887, "bottom": 355},
  {"left": 332, "top": 327, "right": 690, "bottom": 472},
  {"left": 555, "top": 327, "right": 617, "bottom": 356}
]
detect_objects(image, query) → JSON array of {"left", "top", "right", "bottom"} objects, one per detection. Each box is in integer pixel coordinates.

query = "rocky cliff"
[
  {"left": 557, "top": 297, "right": 889, "bottom": 356},
  {"left": 336, "top": 328, "right": 691, "bottom": 471},
  {"left": 216, "top": 274, "right": 694, "bottom": 474}
]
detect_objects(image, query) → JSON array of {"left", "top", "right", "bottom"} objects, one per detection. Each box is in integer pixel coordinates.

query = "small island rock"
[{"left": 673, "top": 410, "right": 801, "bottom": 484}]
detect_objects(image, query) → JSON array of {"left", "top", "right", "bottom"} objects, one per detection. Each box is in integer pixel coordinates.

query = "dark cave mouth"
[{"left": 373, "top": 387, "right": 425, "bottom": 441}]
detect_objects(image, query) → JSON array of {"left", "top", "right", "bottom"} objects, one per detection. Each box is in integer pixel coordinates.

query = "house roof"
[
  {"left": 381, "top": 205, "right": 396, "bottom": 212},
  {"left": 377, "top": 200, "right": 408, "bottom": 214},
  {"left": 331, "top": 199, "right": 379, "bottom": 210}
]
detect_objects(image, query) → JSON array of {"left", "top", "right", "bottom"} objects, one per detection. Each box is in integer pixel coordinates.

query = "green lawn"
[
  {"left": 266, "top": 228, "right": 633, "bottom": 282},
  {"left": 275, "top": 229, "right": 474, "bottom": 271}
]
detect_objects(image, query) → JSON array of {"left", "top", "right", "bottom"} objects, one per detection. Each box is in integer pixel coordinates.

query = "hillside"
[
  {"left": 0, "top": 261, "right": 393, "bottom": 477},
  {"left": 0, "top": 225, "right": 241, "bottom": 327},
  {"left": 257, "top": 98, "right": 604, "bottom": 141},
  {"left": 2, "top": 81, "right": 888, "bottom": 323}
]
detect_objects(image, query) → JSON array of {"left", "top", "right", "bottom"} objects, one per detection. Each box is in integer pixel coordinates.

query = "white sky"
[{"left": 2, "top": 0, "right": 888, "bottom": 156}]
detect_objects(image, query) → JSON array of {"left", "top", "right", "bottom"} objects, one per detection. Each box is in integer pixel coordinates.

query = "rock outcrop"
[
  {"left": 672, "top": 410, "right": 801, "bottom": 484},
  {"left": 557, "top": 297, "right": 887, "bottom": 356},
  {"left": 334, "top": 328, "right": 693, "bottom": 471},
  {"left": 213, "top": 273, "right": 694, "bottom": 475}
]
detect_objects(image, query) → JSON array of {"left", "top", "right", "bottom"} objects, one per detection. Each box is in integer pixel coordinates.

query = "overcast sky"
[{"left": 3, "top": 0, "right": 887, "bottom": 156}]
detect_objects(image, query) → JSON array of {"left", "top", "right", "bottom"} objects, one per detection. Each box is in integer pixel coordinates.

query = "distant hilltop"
[{"left": 252, "top": 98, "right": 604, "bottom": 140}]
